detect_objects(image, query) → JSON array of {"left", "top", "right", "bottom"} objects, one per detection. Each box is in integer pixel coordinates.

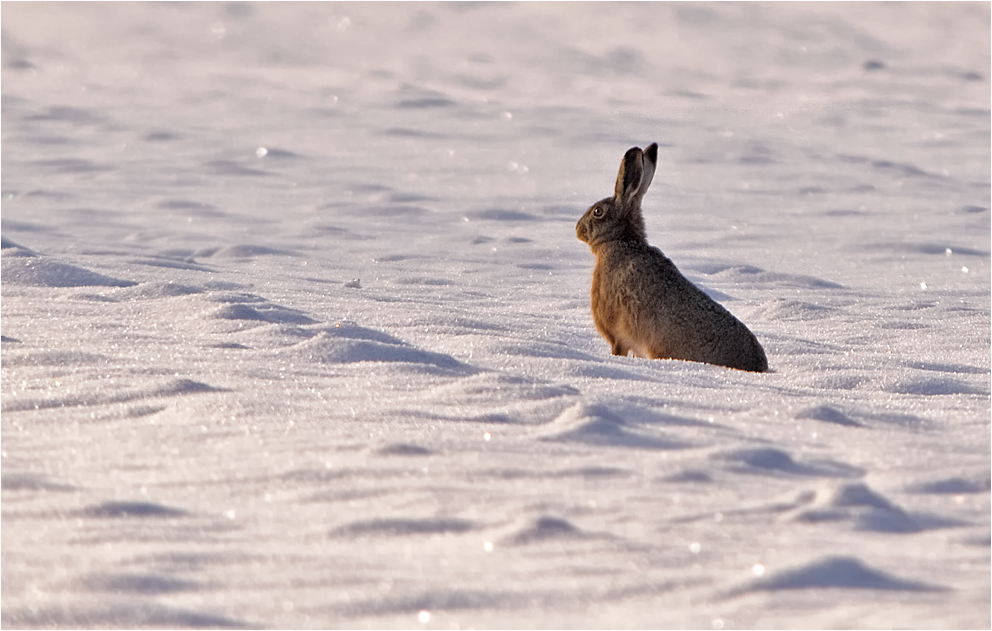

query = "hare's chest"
[
  {"left": 592, "top": 255, "right": 650, "bottom": 304},
  {"left": 590, "top": 251, "right": 681, "bottom": 357},
  {"left": 591, "top": 261, "right": 646, "bottom": 341}
]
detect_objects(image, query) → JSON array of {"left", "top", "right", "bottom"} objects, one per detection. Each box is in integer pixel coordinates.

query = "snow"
[{"left": 1, "top": 2, "right": 989, "bottom": 629}]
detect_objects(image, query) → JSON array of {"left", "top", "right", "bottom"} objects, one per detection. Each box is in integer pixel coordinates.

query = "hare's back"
[{"left": 636, "top": 248, "right": 766, "bottom": 370}]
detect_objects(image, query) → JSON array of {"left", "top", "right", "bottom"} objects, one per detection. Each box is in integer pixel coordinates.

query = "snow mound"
[
  {"left": 739, "top": 556, "right": 946, "bottom": 592},
  {"left": 752, "top": 299, "right": 840, "bottom": 321},
  {"left": 713, "top": 447, "right": 865, "bottom": 478},
  {"left": 286, "top": 332, "right": 470, "bottom": 371},
  {"left": 213, "top": 303, "right": 318, "bottom": 326},
  {"left": 540, "top": 402, "right": 695, "bottom": 450},
  {"left": 784, "top": 482, "right": 965, "bottom": 533},
  {"left": 502, "top": 516, "right": 586, "bottom": 545},
  {"left": 112, "top": 282, "right": 205, "bottom": 300},
  {"left": 2, "top": 254, "right": 136, "bottom": 288}
]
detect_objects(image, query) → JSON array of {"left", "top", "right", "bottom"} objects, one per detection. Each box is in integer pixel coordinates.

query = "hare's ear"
[
  {"left": 638, "top": 143, "right": 658, "bottom": 197},
  {"left": 614, "top": 146, "right": 644, "bottom": 204}
]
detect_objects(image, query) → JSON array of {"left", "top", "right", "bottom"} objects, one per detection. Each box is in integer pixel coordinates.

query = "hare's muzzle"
[{"left": 576, "top": 217, "right": 589, "bottom": 243}]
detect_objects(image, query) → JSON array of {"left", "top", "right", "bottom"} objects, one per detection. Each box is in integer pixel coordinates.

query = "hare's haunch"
[{"left": 576, "top": 143, "right": 768, "bottom": 372}]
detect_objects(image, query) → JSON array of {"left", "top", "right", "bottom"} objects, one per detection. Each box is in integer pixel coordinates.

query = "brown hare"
[{"left": 576, "top": 143, "right": 768, "bottom": 372}]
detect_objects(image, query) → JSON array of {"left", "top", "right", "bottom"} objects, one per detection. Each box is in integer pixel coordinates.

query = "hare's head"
[{"left": 576, "top": 143, "right": 658, "bottom": 249}]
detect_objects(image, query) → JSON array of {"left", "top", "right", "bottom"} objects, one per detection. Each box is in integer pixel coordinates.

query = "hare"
[{"left": 576, "top": 143, "right": 768, "bottom": 372}]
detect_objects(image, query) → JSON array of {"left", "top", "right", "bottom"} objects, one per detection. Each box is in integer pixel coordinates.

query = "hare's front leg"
[{"left": 597, "top": 324, "right": 628, "bottom": 357}]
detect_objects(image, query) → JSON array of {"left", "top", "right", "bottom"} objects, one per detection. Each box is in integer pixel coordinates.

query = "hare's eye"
[{"left": 592, "top": 206, "right": 605, "bottom": 218}]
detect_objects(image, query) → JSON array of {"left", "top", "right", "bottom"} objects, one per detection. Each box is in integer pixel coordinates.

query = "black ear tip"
[{"left": 645, "top": 143, "right": 659, "bottom": 159}]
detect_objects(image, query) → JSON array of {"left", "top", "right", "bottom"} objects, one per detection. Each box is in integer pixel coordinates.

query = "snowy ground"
[{"left": 1, "top": 3, "right": 989, "bottom": 629}]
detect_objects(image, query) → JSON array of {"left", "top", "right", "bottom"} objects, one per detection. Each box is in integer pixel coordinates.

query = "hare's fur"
[{"left": 576, "top": 143, "right": 768, "bottom": 372}]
